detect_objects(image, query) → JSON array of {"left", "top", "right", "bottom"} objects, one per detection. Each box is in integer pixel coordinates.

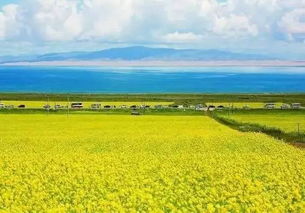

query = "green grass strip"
[{"left": 210, "top": 112, "right": 305, "bottom": 144}]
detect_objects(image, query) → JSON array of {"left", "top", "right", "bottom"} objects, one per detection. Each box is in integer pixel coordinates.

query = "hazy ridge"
[{"left": 0, "top": 46, "right": 275, "bottom": 64}]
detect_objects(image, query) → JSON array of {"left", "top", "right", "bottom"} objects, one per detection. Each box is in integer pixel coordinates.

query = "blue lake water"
[{"left": 0, "top": 66, "right": 305, "bottom": 93}]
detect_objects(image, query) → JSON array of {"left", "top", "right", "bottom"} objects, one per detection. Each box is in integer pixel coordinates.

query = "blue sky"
[
  {"left": 0, "top": 0, "right": 19, "bottom": 7},
  {"left": 1, "top": 0, "right": 305, "bottom": 59}
]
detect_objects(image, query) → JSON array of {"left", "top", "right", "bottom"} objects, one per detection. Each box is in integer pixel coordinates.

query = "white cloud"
[
  {"left": 79, "top": 0, "right": 134, "bottom": 40},
  {"left": 0, "top": 0, "right": 305, "bottom": 56},
  {"left": 0, "top": 4, "right": 19, "bottom": 40},
  {"left": 213, "top": 14, "right": 258, "bottom": 37},
  {"left": 279, "top": 9, "right": 305, "bottom": 41},
  {"left": 162, "top": 32, "right": 202, "bottom": 43},
  {"left": 0, "top": 0, "right": 134, "bottom": 41},
  {"left": 29, "top": 0, "right": 83, "bottom": 41},
  {"left": 0, "top": 13, "right": 5, "bottom": 39}
]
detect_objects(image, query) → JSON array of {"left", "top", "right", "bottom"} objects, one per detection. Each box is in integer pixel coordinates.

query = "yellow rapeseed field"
[{"left": 0, "top": 114, "right": 305, "bottom": 212}]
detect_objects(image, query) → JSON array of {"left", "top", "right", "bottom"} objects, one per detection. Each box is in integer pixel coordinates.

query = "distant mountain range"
[{"left": 0, "top": 46, "right": 275, "bottom": 63}]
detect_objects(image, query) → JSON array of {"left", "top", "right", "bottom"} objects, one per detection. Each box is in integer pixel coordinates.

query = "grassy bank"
[
  {"left": 218, "top": 109, "right": 305, "bottom": 132},
  {"left": 211, "top": 111, "right": 305, "bottom": 144},
  {"left": 1, "top": 93, "right": 305, "bottom": 105}
]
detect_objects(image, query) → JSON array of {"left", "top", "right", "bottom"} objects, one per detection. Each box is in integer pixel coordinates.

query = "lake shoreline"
[
  {"left": 1, "top": 93, "right": 305, "bottom": 104},
  {"left": 2, "top": 60, "right": 305, "bottom": 67}
]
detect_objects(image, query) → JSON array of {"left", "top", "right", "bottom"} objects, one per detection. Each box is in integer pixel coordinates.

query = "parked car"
[
  {"left": 91, "top": 103, "right": 101, "bottom": 110},
  {"left": 71, "top": 103, "right": 83, "bottom": 109},
  {"left": 131, "top": 111, "right": 140, "bottom": 116},
  {"left": 281, "top": 104, "right": 291, "bottom": 110},
  {"left": 264, "top": 103, "right": 276, "bottom": 109}
]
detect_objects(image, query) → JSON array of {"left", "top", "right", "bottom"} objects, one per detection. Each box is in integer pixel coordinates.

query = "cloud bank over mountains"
[{"left": 0, "top": 0, "right": 305, "bottom": 58}]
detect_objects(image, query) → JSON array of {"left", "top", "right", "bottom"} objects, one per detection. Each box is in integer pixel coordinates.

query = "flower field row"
[{"left": 0, "top": 114, "right": 304, "bottom": 212}]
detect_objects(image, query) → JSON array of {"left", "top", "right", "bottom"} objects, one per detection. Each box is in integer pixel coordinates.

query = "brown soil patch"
[{"left": 290, "top": 143, "right": 305, "bottom": 149}]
